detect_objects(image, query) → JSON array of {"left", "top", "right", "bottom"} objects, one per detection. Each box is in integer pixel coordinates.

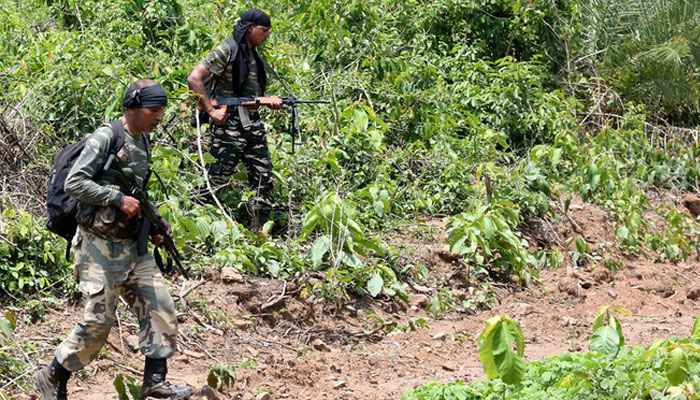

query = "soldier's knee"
[{"left": 77, "top": 314, "right": 114, "bottom": 338}]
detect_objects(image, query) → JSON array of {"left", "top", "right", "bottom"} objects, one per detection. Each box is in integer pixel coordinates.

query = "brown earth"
[{"left": 5, "top": 196, "right": 700, "bottom": 400}]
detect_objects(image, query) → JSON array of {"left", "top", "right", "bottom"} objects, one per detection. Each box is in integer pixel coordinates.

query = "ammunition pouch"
[{"left": 76, "top": 183, "right": 139, "bottom": 241}]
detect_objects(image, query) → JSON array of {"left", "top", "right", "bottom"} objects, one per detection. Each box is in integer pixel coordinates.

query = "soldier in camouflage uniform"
[
  {"left": 34, "top": 80, "right": 193, "bottom": 400},
  {"left": 187, "top": 8, "right": 281, "bottom": 229}
]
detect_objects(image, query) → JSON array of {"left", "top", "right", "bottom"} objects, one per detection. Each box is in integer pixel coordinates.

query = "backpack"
[
  {"left": 191, "top": 38, "right": 239, "bottom": 127},
  {"left": 46, "top": 120, "right": 126, "bottom": 253}
]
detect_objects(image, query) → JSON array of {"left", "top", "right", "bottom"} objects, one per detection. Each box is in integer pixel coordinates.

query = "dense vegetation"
[{"left": 2, "top": 0, "right": 700, "bottom": 397}]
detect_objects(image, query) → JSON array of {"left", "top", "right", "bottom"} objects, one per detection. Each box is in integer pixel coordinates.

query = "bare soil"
[{"left": 6, "top": 196, "right": 700, "bottom": 400}]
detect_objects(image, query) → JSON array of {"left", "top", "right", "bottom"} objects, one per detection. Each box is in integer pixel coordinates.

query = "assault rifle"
[
  {"left": 212, "top": 95, "right": 330, "bottom": 153},
  {"left": 103, "top": 155, "right": 190, "bottom": 279}
]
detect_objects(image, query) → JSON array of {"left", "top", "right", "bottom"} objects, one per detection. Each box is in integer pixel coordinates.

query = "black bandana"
[
  {"left": 122, "top": 83, "right": 168, "bottom": 109},
  {"left": 228, "top": 9, "right": 270, "bottom": 96},
  {"left": 232, "top": 9, "right": 271, "bottom": 43}
]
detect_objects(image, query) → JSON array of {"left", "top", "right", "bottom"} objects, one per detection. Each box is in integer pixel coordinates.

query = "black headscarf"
[
  {"left": 228, "top": 9, "right": 270, "bottom": 96},
  {"left": 122, "top": 83, "right": 168, "bottom": 109},
  {"left": 232, "top": 9, "right": 271, "bottom": 43}
]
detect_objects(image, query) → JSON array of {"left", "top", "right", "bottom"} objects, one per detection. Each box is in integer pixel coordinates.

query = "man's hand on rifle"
[
  {"left": 150, "top": 217, "right": 171, "bottom": 246},
  {"left": 265, "top": 95, "right": 283, "bottom": 110},
  {"left": 208, "top": 107, "right": 227, "bottom": 126},
  {"left": 120, "top": 196, "right": 141, "bottom": 219}
]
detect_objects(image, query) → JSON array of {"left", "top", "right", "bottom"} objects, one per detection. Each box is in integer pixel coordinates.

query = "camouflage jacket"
[
  {"left": 64, "top": 121, "right": 151, "bottom": 239},
  {"left": 202, "top": 39, "right": 265, "bottom": 99}
]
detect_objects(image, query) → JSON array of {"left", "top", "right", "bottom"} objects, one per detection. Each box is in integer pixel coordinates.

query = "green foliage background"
[{"left": 2, "top": 0, "right": 700, "bottom": 395}]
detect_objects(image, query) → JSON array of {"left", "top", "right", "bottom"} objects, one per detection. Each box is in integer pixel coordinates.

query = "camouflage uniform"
[
  {"left": 201, "top": 40, "right": 274, "bottom": 213},
  {"left": 57, "top": 124, "right": 178, "bottom": 371}
]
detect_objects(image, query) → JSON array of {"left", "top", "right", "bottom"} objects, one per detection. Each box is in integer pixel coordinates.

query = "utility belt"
[
  {"left": 77, "top": 203, "right": 140, "bottom": 240},
  {"left": 75, "top": 183, "right": 139, "bottom": 241}
]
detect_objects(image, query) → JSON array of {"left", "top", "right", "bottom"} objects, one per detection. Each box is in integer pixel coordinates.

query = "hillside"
[
  {"left": 5, "top": 197, "right": 700, "bottom": 399},
  {"left": 3, "top": 0, "right": 700, "bottom": 399}
]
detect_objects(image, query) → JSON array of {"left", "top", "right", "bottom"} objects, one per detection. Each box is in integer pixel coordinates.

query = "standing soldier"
[
  {"left": 34, "top": 79, "right": 193, "bottom": 400},
  {"left": 187, "top": 8, "right": 281, "bottom": 229}
]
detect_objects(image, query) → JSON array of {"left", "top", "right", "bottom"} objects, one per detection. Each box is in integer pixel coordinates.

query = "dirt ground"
[{"left": 6, "top": 196, "right": 700, "bottom": 400}]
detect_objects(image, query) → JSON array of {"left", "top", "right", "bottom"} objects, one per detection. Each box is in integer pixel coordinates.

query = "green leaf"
[
  {"left": 127, "top": 377, "right": 141, "bottom": 399},
  {"left": 353, "top": 109, "right": 369, "bottom": 131},
  {"left": 666, "top": 347, "right": 689, "bottom": 386},
  {"left": 478, "top": 316, "right": 503, "bottom": 380},
  {"left": 195, "top": 217, "right": 210, "bottom": 241},
  {"left": 427, "top": 295, "right": 443, "bottom": 318},
  {"left": 310, "top": 235, "right": 330, "bottom": 267},
  {"left": 300, "top": 210, "right": 320, "bottom": 240},
  {"left": 4, "top": 312, "right": 15, "bottom": 330},
  {"left": 373, "top": 200, "right": 385, "bottom": 217},
  {"left": 494, "top": 345, "right": 526, "bottom": 385},
  {"left": 207, "top": 369, "right": 219, "bottom": 389},
  {"left": 610, "top": 314, "right": 625, "bottom": 347},
  {"left": 590, "top": 326, "right": 621, "bottom": 355},
  {"left": 482, "top": 216, "right": 495, "bottom": 241},
  {"left": 592, "top": 311, "right": 605, "bottom": 332},
  {"left": 113, "top": 374, "right": 130, "bottom": 400},
  {"left": 692, "top": 315, "right": 700, "bottom": 341},
  {"left": 643, "top": 339, "right": 665, "bottom": 360},
  {"left": 617, "top": 225, "right": 629, "bottom": 241},
  {"left": 202, "top": 152, "right": 216, "bottom": 164},
  {"left": 266, "top": 259, "right": 280, "bottom": 278},
  {"left": 355, "top": 238, "right": 384, "bottom": 255},
  {"left": 367, "top": 273, "right": 384, "bottom": 297},
  {"left": 575, "top": 236, "right": 587, "bottom": 254},
  {"left": 0, "top": 318, "right": 11, "bottom": 343}
]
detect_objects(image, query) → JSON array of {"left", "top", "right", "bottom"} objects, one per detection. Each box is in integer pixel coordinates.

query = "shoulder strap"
[
  {"left": 225, "top": 38, "right": 239, "bottom": 64},
  {"left": 210, "top": 39, "right": 239, "bottom": 95},
  {"left": 226, "top": 38, "right": 239, "bottom": 95},
  {"left": 141, "top": 133, "right": 151, "bottom": 163},
  {"left": 108, "top": 119, "right": 126, "bottom": 158}
]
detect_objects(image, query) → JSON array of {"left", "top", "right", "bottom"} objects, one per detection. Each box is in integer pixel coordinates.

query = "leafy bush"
[{"left": 0, "top": 208, "right": 71, "bottom": 301}]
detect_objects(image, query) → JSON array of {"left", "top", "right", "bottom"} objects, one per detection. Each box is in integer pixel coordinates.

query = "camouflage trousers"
[
  {"left": 55, "top": 228, "right": 178, "bottom": 371},
  {"left": 205, "top": 114, "right": 273, "bottom": 212}
]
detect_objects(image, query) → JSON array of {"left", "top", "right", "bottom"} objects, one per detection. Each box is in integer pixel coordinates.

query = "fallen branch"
[
  {"left": 190, "top": 310, "right": 223, "bottom": 336},
  {"left": 174, "top": 277, "right": 206, "bottom": 314},
  {"left": 352, "top": 321, "right": 397, "bottom": 338}
]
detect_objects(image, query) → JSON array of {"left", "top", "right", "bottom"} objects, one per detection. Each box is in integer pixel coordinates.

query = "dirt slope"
[{"left": 7, "top": 196, "right": 700, "bottom": 400}]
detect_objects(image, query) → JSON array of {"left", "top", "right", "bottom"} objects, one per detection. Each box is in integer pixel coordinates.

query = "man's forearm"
[{"left": 187, "top": 74, "right": 215, "bottom": 113}]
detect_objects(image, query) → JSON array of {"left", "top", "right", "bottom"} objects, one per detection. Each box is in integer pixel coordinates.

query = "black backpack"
[
  {"left": 46, "top": 120, "right": 126, "bottom": 251},
  {"left": 191, "top": 38, "right": 239, "bottom": 127}
]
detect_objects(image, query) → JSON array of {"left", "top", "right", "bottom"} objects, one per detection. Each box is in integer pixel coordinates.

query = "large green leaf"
[
  {"left": 478, "top": 326, "right": 499, "bottom": 379},
  {"left": 590, "top": 325, "right": 621, "bottom": 355},
  {"left": 481, "top": 216, "right": 495, "bottom": 241},
  {"left": 665, "top": 347, "right": 688, "bottom": 386},
  {"left": 494, "top": 345, "right": 526, "bottom": 385},
  {"left": 310, "top": 235, "right": 330, "bottom": 267},
  {"left": 478, "top": 316, "right": 526, "bottom": 383},
  {"left": 492, "top": 323, "right": 526, "bottom": 384},
  {"left": 367, "top": 273, "right": 384, "bottom": 297}
]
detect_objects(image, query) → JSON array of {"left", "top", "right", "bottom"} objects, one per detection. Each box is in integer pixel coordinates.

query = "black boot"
[
  {"left": 34, "top": 358, "right": 70, "bottom": 400},
  {"left": 140, "top": 357, "right": 193, "bottom": 400}
]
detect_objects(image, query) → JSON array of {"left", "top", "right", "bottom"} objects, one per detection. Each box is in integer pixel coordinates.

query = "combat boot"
[
  {"left": 33, "top": 358, "right": 70, "bottom": 400},
  {"left": 141, "top": 357, "right": 193, "bottom": 400},
  {"left": 140, "top": 373, "right": 193, "bottom": 399}
]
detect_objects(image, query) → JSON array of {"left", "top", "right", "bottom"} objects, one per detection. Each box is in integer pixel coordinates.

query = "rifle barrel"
[{"left": 288, "top": 100, "right": 331, "bottom": 104}]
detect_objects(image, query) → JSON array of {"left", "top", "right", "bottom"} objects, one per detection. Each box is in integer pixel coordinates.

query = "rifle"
[
  {"left": 212, "top": 95, "right": 330, "bottom": 153},
  {"left": 103, "top": 155, "right": 190, "bottom": 279}
]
